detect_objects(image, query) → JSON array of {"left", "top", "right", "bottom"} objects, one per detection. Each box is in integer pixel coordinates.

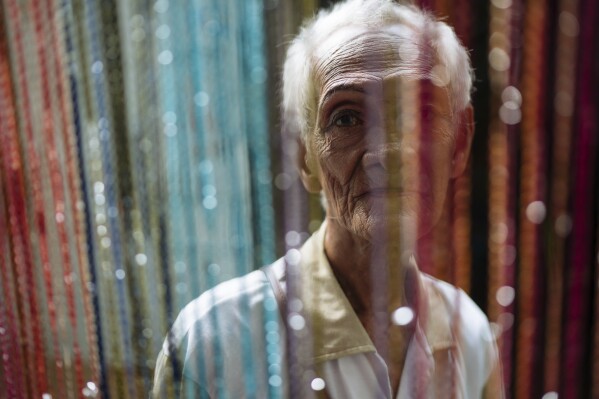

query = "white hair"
[{"left": 282, "top": 0, "right": 473, "bottom": 141}]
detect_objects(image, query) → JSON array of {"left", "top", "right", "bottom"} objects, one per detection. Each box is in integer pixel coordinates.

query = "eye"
[{"left": 331, "top": 110, "right": 362, "bottom": 128}]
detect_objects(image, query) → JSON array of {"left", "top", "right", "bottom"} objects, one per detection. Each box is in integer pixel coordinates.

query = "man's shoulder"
[
  {"left": 422, "top": 274, "right": 493, "bottom": 337},
  {"left": 165, "top": 268, "right": 270, "bottom": 353},
  {"left": 153, "top": 266, "right": 279, "bottom": 397},
  {"left": 422, "top": 274, "right": 500, "bottom": 389}
]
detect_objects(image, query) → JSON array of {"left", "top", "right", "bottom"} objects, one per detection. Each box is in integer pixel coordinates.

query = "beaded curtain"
[
  {"left": 0, "top": 1, "right": 598, "bottom": 399},
  {"left": 0, "top": 0, "right": 277, "bottom": 397}
]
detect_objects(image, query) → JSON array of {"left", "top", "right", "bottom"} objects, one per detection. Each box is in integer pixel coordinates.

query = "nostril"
[
  {"left": 402, "top": 146, "right": 416, "bottom": 157},
  {"left": 362, "top": 148, "right": 388, "bottom": 169},
  {"left": 362, "top": 144, "right": 417, "bottom": 172}
]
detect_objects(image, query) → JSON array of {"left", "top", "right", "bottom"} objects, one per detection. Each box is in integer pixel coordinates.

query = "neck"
[
  {"left": 324, "top": 219, "right": 412, "bottom": 315},
  {"left": 324, "top": 217, "right": 419, "bottom": 352}
]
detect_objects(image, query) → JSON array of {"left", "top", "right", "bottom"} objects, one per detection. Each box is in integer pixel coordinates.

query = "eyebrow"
[{"left": 320, "top": 84, "right": 368, "bottom": 108}]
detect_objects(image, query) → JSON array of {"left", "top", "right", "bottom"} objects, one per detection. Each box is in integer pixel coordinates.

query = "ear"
[
  {"left": 297, "top": 138, "right": 322, "bottom": 193},
  {"left": 451, "top": 104, "right": 475, "bottom": 178}
]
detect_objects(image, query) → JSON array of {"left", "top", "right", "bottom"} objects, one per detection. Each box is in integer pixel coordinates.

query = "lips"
[
  {"left": 353, "top": 172, "right": 432, "bottom": 200},
  {"left": 355, "top": 187, "right": 407, "bottom": 199}
]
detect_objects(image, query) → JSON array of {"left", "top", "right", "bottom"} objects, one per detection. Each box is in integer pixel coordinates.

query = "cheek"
[
  {"left": 317, "top": 150, "right": 365, "bottom": 219},
  {"left": 318, "top": 153, "right": 355, "bottom": 201},
  {"left": 417, "top": 128, "right": 454, "bottom": 174},
  {"left": 419, "top": 143, "right": 454, "bottom": 216},
  {"left": 428, "top": 143, "right": 453, "bottom": 184},
  {"left": 316, "top": 135, "right": 363, "bottom": 187}
]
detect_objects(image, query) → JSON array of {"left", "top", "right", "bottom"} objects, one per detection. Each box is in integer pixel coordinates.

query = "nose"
[{"left": 361, "top": 127, "right": 417, "bottom": 171}]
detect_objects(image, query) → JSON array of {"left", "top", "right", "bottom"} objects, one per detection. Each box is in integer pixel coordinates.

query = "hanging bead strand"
[
  {"left": 515, "top": 0, "right": 549, "bottom": 397},
  {"left": 3, "top": 0, "right": 58, "bottom": 395},
  {"left": 543, "top": 0, "right": 580, "bottom": 394},
  {"left": 60, "top": 0, "right": 105, "bottom": 393},
  {"left": 30, "top": 0, "right": 92, "bottom": 395},
  {"left": 83, "top": 0, "right": 138, "bottom": 396},
  {"left": 487, "top": 0, "right": 518, "bottom": 393},
  {"left": 0, "top": 33, "right": 28, "bottom": 397},
  {"left": 562, "top": 1, "right": 599, "bottom": 397}
]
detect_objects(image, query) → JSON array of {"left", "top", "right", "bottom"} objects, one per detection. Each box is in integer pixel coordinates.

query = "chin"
[
  {"left": 331, "top": 197, "right": 440, "bottom": 242},
  {"left": 345, "top": 211, "right": 418, "bottom": 244}
]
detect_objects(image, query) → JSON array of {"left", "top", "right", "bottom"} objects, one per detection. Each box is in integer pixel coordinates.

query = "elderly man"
[{"left": 153, "top": 0, "right": 503, "bottom": 398}]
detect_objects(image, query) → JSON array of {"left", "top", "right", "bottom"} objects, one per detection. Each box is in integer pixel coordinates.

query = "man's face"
[{"left": 303, "top": 30, "right": 464, "bottom": 242}]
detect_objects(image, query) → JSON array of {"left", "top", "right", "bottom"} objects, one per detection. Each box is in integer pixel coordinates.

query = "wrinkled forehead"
[{"left": 312, "top": 26, "right": 437, "bottom": 94}]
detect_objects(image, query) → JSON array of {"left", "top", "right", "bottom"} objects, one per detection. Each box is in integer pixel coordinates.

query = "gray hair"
[{"left": 282, "top": 0, "right": 473, "bottom": 141}]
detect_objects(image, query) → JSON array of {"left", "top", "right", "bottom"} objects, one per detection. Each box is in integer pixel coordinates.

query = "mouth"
[{"left": 355, "top": 187, "right": 407, "bottom": 199}]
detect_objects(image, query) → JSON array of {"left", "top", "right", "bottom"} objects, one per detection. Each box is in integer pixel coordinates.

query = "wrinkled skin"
[
  {"left": 297, "top": 28, "right": 474, "bottom": 396},
  {"left": 300, "top": 30, "right": 472, "bottom": 250}
]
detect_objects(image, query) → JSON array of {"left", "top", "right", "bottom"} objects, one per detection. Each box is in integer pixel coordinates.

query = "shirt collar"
[{"left": 297, "top": 221, "right": 455, "bottom": 363}]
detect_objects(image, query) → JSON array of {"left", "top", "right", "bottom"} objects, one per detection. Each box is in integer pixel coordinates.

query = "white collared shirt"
[{"left": 153, "top": 223, "right": 504, "bottom": 398}]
